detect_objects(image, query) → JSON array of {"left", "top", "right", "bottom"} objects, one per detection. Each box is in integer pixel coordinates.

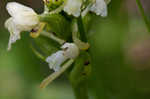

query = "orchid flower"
[
  {"left": 90, "top": 0, "right": 108, "bottom": 17},
  {"left": 5, "top": 2, "right": 39, "bottom": 50},
  {"left": 40, "top": 43, "right": 79, "bottom": 88},
  {"left": 63, "top": 0, "right": 83, "bottom": 17},
  {"left": 82, "top": 0, "right": 111, "bottom": 17},
  {"left": 46, "top": 43, "right": 79, "bottom": 72}
]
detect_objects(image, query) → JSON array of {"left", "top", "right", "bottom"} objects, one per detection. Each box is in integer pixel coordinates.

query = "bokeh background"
[{"left": 1, "top": 0, "right": 150, "bottom": 99}]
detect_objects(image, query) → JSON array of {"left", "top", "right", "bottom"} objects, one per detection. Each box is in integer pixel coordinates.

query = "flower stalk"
[
  {"left": 30, "top": 45, "right": 45, "bottom": 61},
  {"left": 72, "top": 19, "right": 90, "bottom": 50},
  {"left": 69, "top": 52, "right": 91, "bottom": 99},
  {"left": 77, "top": 16, "right": 88, "bottom": 42},
  {"left": 40, "top": 59, "right": 74, "bottom": 89},
  {"left": 69, "top": 17, "right": 90, "bottom": 99},
  {"left": 40, "top": 31, "right": 65, "bottom": 45}
]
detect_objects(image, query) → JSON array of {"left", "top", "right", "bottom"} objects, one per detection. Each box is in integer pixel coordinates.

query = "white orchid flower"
[
  {"left": 82, "top": 0, "right": 110, "bottom": 17},
  {"left": 46, "top": 43, "right": 79, "bottom": 72},
  {"left": 90, "top": 0, "right": 108, "bottom": 17},
  {"left": 5, "top": 2, "right": 39, "bottom": 50},
  {"left": 63, "top": 0, "right": 82, "bottom": 17}
]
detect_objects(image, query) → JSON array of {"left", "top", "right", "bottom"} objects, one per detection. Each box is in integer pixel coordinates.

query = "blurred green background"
[{"left": 1, "top": 0, "right": 150, "bottom": 99}]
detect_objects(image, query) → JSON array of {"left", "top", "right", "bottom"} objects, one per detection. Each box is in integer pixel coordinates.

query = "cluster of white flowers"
[
  {"left": 5, "top": 0, "right": 111, "bottom": 50},
  {"left": 44, "top": 0, "right": 110, "bottom": 17},
  {"left": 63, "top": 0, "right": 110, "bottom": 17},
  {"left": 5, "top": 0, "right": 110, "bottom": 71}
]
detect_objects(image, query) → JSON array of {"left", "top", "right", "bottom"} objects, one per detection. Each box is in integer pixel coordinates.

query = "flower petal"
[
  {"left": 6, "top": 2, "right": 38, "bottom": 27},
  {"left": 6, "top": 2, "right": 35, "bottom": 18},
  {"left": 5, "top": 18, "right": 21, "bottom": 50}
]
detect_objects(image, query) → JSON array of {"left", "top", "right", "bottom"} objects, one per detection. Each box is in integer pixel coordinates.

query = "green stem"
[
  {"left": 69, "top": 16, "right": 90, "bottom": 99},
  {"left": 136, "top": 0, "right": 150, "bottom": 32},
  {"left": 41, "top": 31, "right": 65, "bottom": 45},
  {"left": 72, "top": 19, "right": 90, "bottom": 50},
  {"left": 77, "top": 16, "right": 87, "bottom": 42},
  {"left": 71, "top": 83, "right": 88, "bottom": 99},
  {"left": 69, "top": 52, "right": 90, "bottom": 99},
  {"left": 30, "top": 45, "right": 45, "bottom": 61}
]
